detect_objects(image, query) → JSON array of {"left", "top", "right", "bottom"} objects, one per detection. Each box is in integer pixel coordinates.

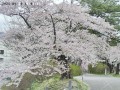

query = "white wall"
[{"left": 0, "top": 41, "right": 13, "bottom": 61}]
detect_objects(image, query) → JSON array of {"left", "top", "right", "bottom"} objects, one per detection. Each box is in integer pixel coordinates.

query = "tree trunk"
[
  {"left": 116, "top": 63, "right": 119, "bottom": 74},
  {"left": 107, "top": 62, "right": 113, "bottom": 73},
  {"left": 60, "top": 71, "right": 72, "bottom": 80},
  {"left": 109, "top": 64, "right": 113, "bottom": 73}
]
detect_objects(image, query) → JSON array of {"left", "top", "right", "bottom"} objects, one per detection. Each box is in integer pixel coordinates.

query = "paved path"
[{"left": 75, "top": 74, "right": 120, "bottom": 90}]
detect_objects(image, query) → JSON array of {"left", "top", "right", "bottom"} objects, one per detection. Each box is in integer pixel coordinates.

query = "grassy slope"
[{"left": 30, "top": 76, "right": 88, "bottom": 90}]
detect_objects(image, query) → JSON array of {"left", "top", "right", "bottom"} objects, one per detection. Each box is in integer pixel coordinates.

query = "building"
[{"left": 0, "top": 40, "right": 13, "bottom": 62}]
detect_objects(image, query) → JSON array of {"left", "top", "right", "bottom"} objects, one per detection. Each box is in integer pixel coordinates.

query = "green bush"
[
  {"left": 95, "top": 63, "right": 107, "bottom": 74},
  {"left": 70, "top": 64, "right": 82, "bottom": 76},
  {"left": 88, "top": 63, "right": 107, "bottom": 74}
]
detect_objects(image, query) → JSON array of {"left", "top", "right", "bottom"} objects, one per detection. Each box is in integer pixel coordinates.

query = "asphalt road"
[{"left": 75, "top": 74, "right": 120, "bottom": 90}]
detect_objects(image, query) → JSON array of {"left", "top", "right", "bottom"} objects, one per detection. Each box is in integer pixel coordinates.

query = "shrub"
[
  {"left": 95, "top": 63, "right": 107, "bottom": 74},
  {"left": 88, "top": 63, "right": 107, "bottom": 74},
  {"left": 70, "top": 64, "right": 82, "bottom": 76}
]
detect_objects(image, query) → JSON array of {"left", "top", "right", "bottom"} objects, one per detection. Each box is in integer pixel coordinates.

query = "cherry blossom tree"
[
  {"left": 0, "top": 0, "right": 118, "bottom": 86},
  {"left": 104, "top": 44, "right": 120, "bottom": 74}
]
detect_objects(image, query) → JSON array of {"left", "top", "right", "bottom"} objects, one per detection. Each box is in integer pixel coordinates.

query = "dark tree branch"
[
  {"left": 70, "top": 20, "right": 72, "bottom": 29},
  {"left": 18, "top": 13, "right": 32, "bottom": 29},
  {"left": 49, "top": 14, "right": 57, "bottom": 49},
  {"left": 11, "top": 13, "right": 32, "bottom": 29}
]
